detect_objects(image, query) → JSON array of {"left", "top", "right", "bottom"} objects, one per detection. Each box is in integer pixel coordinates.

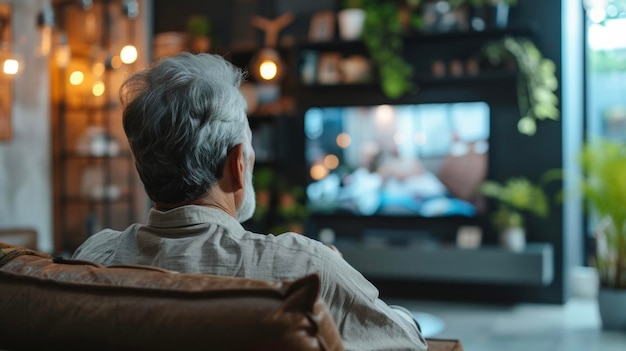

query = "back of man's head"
[{"left": 120, "top": 53, "right": 248, "bottom": 204}]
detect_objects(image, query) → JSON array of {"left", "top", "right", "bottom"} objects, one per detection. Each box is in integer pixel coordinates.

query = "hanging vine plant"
[
  {"left": 480, "top": 36, "right": 560, "bottom": 136},
  {"left": 360, "top": 0, "right": 419, "bottom": 99}
]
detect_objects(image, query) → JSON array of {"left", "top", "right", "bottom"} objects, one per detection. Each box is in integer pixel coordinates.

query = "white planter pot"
[
  {"left": 500, "top": 227, "right": 526, "bottom": 252},
  {"left": 598, "top": 287, "right": 626, "bottom": 330},
  {"left": 338, "top": 9, "right": 366, "bottom": 40}
]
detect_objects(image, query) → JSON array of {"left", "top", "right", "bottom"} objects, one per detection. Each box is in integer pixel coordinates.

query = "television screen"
[{"left": 304, "top": 102, "right": 490, "bottom": 217}]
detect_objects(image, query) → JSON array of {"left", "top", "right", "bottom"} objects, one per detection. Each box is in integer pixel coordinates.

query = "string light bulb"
[
  {"left": 3, "top": 58, "right": 19, "bottom": 75},
  {"left": 120, "top": 45, "right": 137, "bottom": 64},
  {"left": 92, "top": 81, "right": 105, "bottom": 96},
  {"left": 69, "top": 70, "right": 84, "bottom": 85}
]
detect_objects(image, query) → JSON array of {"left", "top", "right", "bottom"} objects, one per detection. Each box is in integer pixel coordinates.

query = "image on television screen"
[{"left": 304, "top": 102, "right": 490, "bottom": 217}]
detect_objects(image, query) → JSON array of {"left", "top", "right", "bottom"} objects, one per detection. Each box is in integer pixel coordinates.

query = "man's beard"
[{"left": 236, "top": 157, "right": 256, "bottom": 223}]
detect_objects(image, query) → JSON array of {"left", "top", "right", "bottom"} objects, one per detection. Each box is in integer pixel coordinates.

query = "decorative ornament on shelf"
[
  {"left": 479, "top": 176, "right": 549, "bottom": 252},
  {"left": 479, "top": 36, "right": 560, "bottom": 136}
]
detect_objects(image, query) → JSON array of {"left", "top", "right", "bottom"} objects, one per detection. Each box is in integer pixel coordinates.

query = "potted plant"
[
  {"left": 338, "top": 0, "right": 367, "bottom": 40},
  {"left": 186, "top": 15, "right": 212, "bottom": 53},
  {"left": 578, "top": 139, "right": 626, "bottom": 330},
  {"left": 480, "top": 177, "right": 549, "bottom": 252},
  {"left": 272, "top": 183, "right": 308, "bottom": 235},
  {"left": 479, "top": 36, "right": 559, "bottom": 136},
  {"left": 252, "top": 168, "right": 274, "bottom": 222}
]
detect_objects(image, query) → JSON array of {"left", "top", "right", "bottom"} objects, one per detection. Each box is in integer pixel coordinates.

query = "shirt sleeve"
[
  {"left": 316, "top": 245, "right": 428, "bottom": 351},
  {"left": 71, "top": 229, "right": 119, "bottom": 264}
]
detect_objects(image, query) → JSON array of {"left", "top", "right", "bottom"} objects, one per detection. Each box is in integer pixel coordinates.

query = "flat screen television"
[{"left": 304, "top": 102, "right": 490, "bottom": 218}]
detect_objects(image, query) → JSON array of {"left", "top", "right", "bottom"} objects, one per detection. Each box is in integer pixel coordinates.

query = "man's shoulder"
[
  {"left": 71, "top": 226, "right": 134, "bottom": 261},
  {"left": 243, "top": 231, "right": 326, "bottom": 253}
]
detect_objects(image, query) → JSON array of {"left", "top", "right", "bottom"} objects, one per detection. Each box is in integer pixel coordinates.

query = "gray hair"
[{"left": 120, "top": 52, "right": 248, "bottom": 204}]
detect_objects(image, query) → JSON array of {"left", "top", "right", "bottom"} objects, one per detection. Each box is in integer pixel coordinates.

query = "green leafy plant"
[
  {"left": 252, "top": 168, "right": 274, "bottom": 221},
  {"left": 480, "top": 177, "right": 549, "bottom": 233},
  {"left": 361, "top": 0, "right": 418, "bottom": 99},
  {"left": 186, "top": 15, "right": 211, "bottom": 38},
  {"left": 480, "top": 36, "right": 559, "bottom": 136},
  {"left": 578, "top": 139, "right": 626, "bottom": 289},
  {"left": 342, "top": 0, "right": 364, "bottom": 8},
  {"left": 252, "top": 168, "right": 308, "bottom": 235},
  {"left": 271, "top": 184, "right": 308, "bottom": 235}
]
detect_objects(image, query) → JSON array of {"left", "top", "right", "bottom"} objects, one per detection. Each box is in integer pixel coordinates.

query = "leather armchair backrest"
[{"left": 0, "top": 243, "right": 344, "bottom": 351}]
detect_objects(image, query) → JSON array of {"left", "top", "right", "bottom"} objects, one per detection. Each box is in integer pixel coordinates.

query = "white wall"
[{"left": 0, "top": 0, "right": 53, "bottom": 253}]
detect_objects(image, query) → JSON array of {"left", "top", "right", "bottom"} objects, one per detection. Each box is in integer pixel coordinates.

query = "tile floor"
[{"left": 386, "top": 297, "right": 626, "bottom": 351}]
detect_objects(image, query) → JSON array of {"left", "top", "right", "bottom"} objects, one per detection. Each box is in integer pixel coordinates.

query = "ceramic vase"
[
  {"left": 598, "top": 287, "right": 626, "bottom": 330},
  {"left": 500, "top": 227, "right": 525, "bottom": 252},
  {"left": 338, "top": 8, "right": 366, "bottom": 40}
]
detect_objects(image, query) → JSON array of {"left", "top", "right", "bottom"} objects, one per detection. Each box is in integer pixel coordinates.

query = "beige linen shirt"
[{"left": 72, "top": 205, "right": 427, "bottom": 351}]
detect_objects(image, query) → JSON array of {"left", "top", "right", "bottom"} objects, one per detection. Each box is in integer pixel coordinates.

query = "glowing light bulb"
[
  {"left": 3, "top": 59, "right": 19, "bottom": 75},
  {"left": 259, "top": 60, "right": 278, "bottom": 80},
  {"left": 92, "top": 81, "right": 105, "bottom": 96},
  {"left": 69, "top": 71, "right": 84, "bottom": 85},
  {"left": 120, "top": 45, "right": 138, "bottom": 64}
]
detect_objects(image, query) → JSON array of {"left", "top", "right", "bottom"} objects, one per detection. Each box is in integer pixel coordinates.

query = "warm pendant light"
[
  {"left": 120, "top": 45, "right": 138, "bottom": 64},
  {"left": 248, "top": 13, "right": 294, "bottom": 105},
  {"left": 249, "top": 13, "right": 294, "bottom": 83},
  {"left": 250, "top": 48, "right": 284, "bottom": 82}
]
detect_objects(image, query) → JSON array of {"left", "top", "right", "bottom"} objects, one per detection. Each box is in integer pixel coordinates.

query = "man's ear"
[{"left": 227, "top": 143, "right": 245, "bottom": 190}]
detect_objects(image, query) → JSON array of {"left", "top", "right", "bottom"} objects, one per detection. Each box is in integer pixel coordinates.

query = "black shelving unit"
[{"left": 52, "top": 0, "right": 140, "bottom": 255}]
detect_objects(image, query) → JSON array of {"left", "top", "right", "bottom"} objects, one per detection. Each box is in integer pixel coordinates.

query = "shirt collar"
[{"left": 146, "top": 205, "right": 247, "bottom": 238}]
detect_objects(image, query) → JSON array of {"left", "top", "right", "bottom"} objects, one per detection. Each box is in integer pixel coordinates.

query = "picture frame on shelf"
[
  {"left": 317, "top": 52, "right": 342, "bottom": 85},
  {"left": 308, "top": 11, "right": 335, "bottom": 42}
]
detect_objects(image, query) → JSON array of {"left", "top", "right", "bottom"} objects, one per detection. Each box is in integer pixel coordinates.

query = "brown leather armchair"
[{"left": 0, "top": 242, "right": 462, "bottom": 351}]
